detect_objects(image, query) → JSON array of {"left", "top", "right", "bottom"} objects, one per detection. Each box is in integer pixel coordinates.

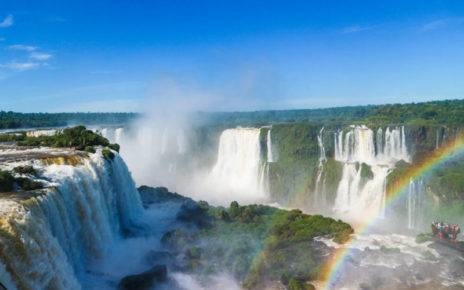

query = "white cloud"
[
  {"left": 8, "top": 44, "right": 37, "bottom": 52},
  {"left": 0, "top": 61, "right": 40, "bottom": 71},
  {"left": 421, "top": 17, "right": 464, "bottom": 31},
  {"left": 30, "top": 52, "right": 52, "bottom": 61},
  {"left": 0, "top": 14, "right": 13, "bottom": 28},
  {"left": 341, "top": 25, "right": 371, "bottom": 34}
]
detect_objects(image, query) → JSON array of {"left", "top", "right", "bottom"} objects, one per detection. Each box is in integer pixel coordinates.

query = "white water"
[
  {"left": 333, "top": 125, "right": 410, "bottom": 221},
  {"left": 313, "top": 127, "right": 327, "bottom": 209},
  {"left": 25, "top": 129, "right": 57, "bottom": 137},
  {"left": 97, "top": 126, "right": 188, "bottom": 189},
  {"left": 0, "top": 150, "right": 144, "bottom": 290},
  {"left": 266, "top": 129, "right": 274, "bottom": 162},
  {"left": 208, "top": 128, "right": 267, "bottom": 203},
  {"left": 408, "top": 179, "right": 425, "bottom": 230}
]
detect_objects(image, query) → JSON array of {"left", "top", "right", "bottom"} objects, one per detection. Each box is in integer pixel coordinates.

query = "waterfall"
[
  {"left": 407, "top": 179, "right": 425, "bottom": 230},
  {"left": 114, "top": 128, "right": 124, "bottom": 145},
  {"left": 313, "top": 127, "right": 327, "bottom": 208},
  {"left": 333, "top": 125, "right": 410, "bottom": 221},
  {"left": 0, "top": 150, "right": 144, "bottom": 289},
  {"left": 209, "top": 128, "right": 267, "bottom": 202},
  {"left": 267, "top": 129, "right": 274, "bottom": 162}
]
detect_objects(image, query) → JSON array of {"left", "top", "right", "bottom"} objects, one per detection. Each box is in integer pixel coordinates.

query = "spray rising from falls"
[
  {"left": 333, "top": 125, "right": 410, "bottom": 221},
  {"left": 208, "top": 128, "right": 268, "bottom": 204},
  {"left": 0, "top": 151, "right": 144, "bottom": 290},
  {"left": 98, "top": 126, "right": 187, "bottom": 190}
]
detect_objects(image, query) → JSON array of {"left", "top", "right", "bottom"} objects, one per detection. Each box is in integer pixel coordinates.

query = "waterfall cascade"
[
  {"left": 266, "top": 129, "right": 274, "bottom": 162},
  {"left": 0, "top": 150, "right": 144, "bottom": 290},
  {"left": 313, "top": 127, "right": 327, "bottom": 209},
  {"left": 333, "top": 125, "right": 410, "bottom": 221},
  {"left": 408, "top": 179, "right": 426, "bottom": 230},
  {"left": 209, "top": 128, "right": 267, "bottom": 202}
]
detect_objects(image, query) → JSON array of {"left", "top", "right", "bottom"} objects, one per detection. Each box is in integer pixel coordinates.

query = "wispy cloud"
[
  {"left": 0, "top": 61, "right": 41, "bottom": 71},
  {"left": 8, "top": 44, "right": 37, "bottom": 52},
  {"left": 0, "top": 14, "right": 13, "bottom": 28},
  {"left": 341, "top": 25, "right": 372, "bottom": 34},
  {"left": 421, "top": 17, "right": 464, "bottom": 31},
  {"left": 30, "top": 52, "right": 52, "bottom": 61},
  {"left": 0, "top": 37, "right": 5, "bottom": 42}
]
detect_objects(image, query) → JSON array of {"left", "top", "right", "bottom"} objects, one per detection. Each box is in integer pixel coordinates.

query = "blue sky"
[{"left": 1, "top": 0, "right": 464, "bottom": 112}]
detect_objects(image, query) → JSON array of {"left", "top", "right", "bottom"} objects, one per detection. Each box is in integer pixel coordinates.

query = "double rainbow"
[{"left": 320, "top": 133, "right": 464, "bottom": 289}]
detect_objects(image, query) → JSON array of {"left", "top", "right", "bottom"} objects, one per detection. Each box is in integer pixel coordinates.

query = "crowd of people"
[{"left": 432, "top": 222, "right": 461, "bottom": 242}]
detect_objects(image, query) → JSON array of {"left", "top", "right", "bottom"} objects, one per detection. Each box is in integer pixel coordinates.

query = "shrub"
[
  {"left": 102, "top": 148, "right": 115, "bottom": 160},
  {"left": 108, "top": 143, "right": 120, "bottom": 152},
  {"left": 15, "top": 177, "right": 43, "bottom": 191},
  {"left": 0, "top": 170, "right": 15, "bottom": 192},
  {"left": 17, "top": 126, "right": 111, "bottom": 151},
  {"left": 84, "top": 146, "right": 96, "bottom": 153},
  {"left": 13, "top": 165, "right": 37, "bottom": 176}
]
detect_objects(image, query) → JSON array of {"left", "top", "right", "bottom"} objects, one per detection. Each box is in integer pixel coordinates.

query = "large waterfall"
[
  {"left": 0, "top": 150, "right": 144, "bottom": 290},
  {"left": 208, "top": 128, "right": 268, "bottom": 203},
  {"left": 333, "top": 125, "right": 410, "bottom": 221}
]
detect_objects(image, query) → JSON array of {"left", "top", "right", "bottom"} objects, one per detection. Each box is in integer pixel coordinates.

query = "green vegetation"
[
  {"left": 162, "top": 199, "right": 353, "bottom": 289},
  {"left": 0, "top": 126, "right": 120, "bottom": 158},
  {"left": 201, "top": 99, "right": 464, "bottom": 127},
  {"left": 2, "top": 99, "right": 463, "bottom": 130},
  {"left": 0, "top": 170, "right": 15, "bottom": 192},
  {"left": 102, "top": 148, "right": 115, "bottom": 160},
  {"left": 15, "top": 177, "right": 43, "bottom": 191},
  {"left": 13, "top": 165, "right": 37, "bottom": 176},
  {"left": 427, "top": 155, "right": 464, "bottom": 202},
  {"left": 415, "top": 233, "right": 432, "bottom": 244},
  {"left": 0, "top": 169, "right": 43, "bottom": 193},
  {"left": 268, "top": 123, "right": 320, "bottom": 205},
  {"left": 17, "top": 126, "right": 113, "bottom": 149},
  {"left": 0, "top": 111, "right": 136, "bottom": 129},
  {"left": 0, "top": 133, "right": 25, "bottom": 142}
]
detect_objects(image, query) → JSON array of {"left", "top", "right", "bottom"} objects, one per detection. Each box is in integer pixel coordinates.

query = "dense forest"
[
  {"left": 1, "top": 99, "right": 463, "bottom": 129},
  {"left": 200, "top": 99, "right": 464, "bottom": 127},
  {"left": 0, "top": 111, "right": 137, "bottom": 129}
]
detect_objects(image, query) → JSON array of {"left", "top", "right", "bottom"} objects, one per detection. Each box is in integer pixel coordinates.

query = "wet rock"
[{"left": 118, "top": 265, "right": 167, "bottom": 290}]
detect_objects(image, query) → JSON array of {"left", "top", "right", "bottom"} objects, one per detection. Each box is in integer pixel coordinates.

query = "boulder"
[{"left": 118, "top": 265, "right": 167, "bottom": 290}]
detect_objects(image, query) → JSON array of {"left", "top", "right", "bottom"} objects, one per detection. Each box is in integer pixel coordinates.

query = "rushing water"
[
  {"left": 266, "top": 129, "right": 274, "bottom": 163},
  {"left": 333, "top": 125, "right": 410, "bottom": 221},
  {"left": 0, "top": 150, "right": 144, "bottom": 290},
  {"left": 313, "top": 127, "right": 327, "bottom": 209},
  {"left": 408, "top": 179, "right": 426, "bottom": 230},
  {"left": 209, "top": 128, "right": 268, "bottom": 202}
]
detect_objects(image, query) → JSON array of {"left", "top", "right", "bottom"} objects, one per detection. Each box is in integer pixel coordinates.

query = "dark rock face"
[{"left": 118, "top": 265, "right": 167, "bottom": 290}]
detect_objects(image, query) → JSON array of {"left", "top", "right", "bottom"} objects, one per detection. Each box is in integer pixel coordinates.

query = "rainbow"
[{"left": 319, "top": 132, "right": 464, "bottom": 289}]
